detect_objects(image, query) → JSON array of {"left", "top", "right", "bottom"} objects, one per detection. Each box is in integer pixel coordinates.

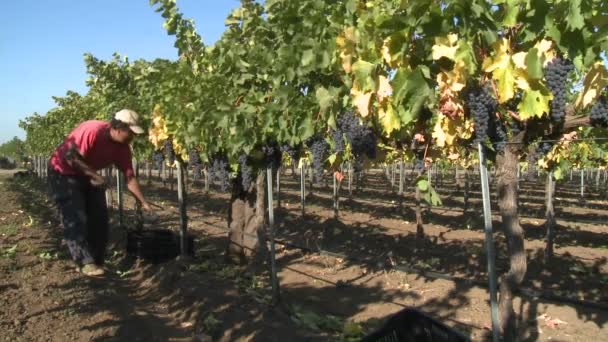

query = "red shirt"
[{"left": 50, "top": 120, "right": 134, "bottom": 178}]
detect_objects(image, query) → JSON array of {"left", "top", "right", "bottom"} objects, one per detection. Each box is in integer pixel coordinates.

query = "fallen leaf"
[
  {"left": 180, "top": 321, "right": 194, "bottom": 328},
  {"left": 537, "top": 313, "right": 568, "bottom": 329}
]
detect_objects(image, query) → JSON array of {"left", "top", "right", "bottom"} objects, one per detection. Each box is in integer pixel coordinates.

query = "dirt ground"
[{"left": 1, "top": 168, "right": 607, "bottom": 341}]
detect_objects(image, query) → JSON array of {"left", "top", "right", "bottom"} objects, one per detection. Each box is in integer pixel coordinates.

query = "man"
[{"left": 48, "top": 109, "right": 153, "bottom": 277}]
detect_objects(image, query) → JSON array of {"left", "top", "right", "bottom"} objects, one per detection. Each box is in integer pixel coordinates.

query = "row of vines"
[{"left": 19, "top": 0, "right": 608, "bottom": 340}]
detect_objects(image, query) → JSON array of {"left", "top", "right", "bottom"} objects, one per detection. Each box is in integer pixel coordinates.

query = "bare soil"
[{"left": 1, "top": 169, "right": 607, "bottom": 341}]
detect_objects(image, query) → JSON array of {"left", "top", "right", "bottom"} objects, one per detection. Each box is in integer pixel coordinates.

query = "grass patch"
[{"left": 0, "top": 223, "right": 20, "bottom": 236}]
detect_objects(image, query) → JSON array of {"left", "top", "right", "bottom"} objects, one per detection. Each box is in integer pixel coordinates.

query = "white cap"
[{"left": 114, "top": 109, "right": 144, "bottom": 134}]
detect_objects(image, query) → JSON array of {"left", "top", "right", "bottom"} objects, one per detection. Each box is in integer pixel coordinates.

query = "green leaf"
[
  {"left": 566, "top": 0, "right": 584, "bottom": 31},
  {"left": 502, "top": 0, "right": 521, "bottom": 27},
  {"left": 416, "top": 178, "right": 429, "bottom": 191},
  {"left": 524, "top": 48, "right": 543, "bottom": 80},
  {"left": 455, "top": 40, "right": 477, "bottom": 74},
  {"left": 316, "top": 87, "right": 333, "bottom": 114},
  {"left": 553, "top": 166, "right": 564, "bottom": 180},
  {"left": 301, "top": 49, "right": 315, "bottom": 67},
  {"left": 328, "top": 153, "right": 338, "bottom": 166},
  {"left": 392, "top": 67, "right": 432, "bottom": 120},
  {"left": 397, "top": 106, "right": 416, "bottom": 126},
  {"left": 352, "top": 60, "right": 376, "bottom": 92}
]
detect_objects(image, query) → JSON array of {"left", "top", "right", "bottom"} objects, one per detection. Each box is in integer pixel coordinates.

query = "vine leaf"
[
  {"left": 482, "top": 38, "right": 516, "bottom": 103},
  {"left": 518, "top": 87, "right": 552, "bottom": 120},
  {"left": 378, "top": 104, "right": 400, "bottom": 136},
  {"left": 576, "top": 62, "right": 608, "bottom": 109}
]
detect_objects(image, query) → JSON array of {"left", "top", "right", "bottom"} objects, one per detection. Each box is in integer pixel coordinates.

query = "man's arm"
[
  {"left": 126, "top": 176, "right": 151, "bottom": 211},
  {"left": 64, "top": 146, "right": 105, "bottom": 186}
]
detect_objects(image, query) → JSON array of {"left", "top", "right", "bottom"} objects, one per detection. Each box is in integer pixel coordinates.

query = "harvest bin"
[
  {"left": 126, "top": 229, "right": 194, "bottom": 263},
  {"left": 361, "top": 308, "right": 469, "bottom": 342}
]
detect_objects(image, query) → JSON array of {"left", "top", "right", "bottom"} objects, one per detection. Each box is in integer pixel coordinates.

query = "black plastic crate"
[
  {"left": 126, "top": 229, "right": 194, "bottom": 263},
  {"left": 361, "top": 308, "right": 469, "bottom": 342}
]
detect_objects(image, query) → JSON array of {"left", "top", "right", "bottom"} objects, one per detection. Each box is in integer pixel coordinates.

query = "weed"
[{"left": 2, "top": 244, "right": 18, "bottom": 259}]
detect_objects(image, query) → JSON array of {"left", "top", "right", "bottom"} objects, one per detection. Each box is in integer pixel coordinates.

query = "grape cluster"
[
  {"left": 339, "top": 111, "right": 377, "bottom": 158},
  {"left": 189, "top": 149, "right": 202, "bottom": 180},
  {"left": 164, "top": 140, "right": 176, "bottom": 165},
  {"left": 544, "top": 58, "right": 574, "bottom": 123},
  {"left": 538, "top": 142, "right": 553, "bottom": 155},
  {"left": 490, "top": 121, "right": 507, "bottom": 152},
  {"left": 281, "top": 144, "right": 299, "bottom": 167},
  {"left": 238, "top": 154, "right": 253, "bottom": 190},
  {"left": 528, "top": 141, "right": 554, "bottom": 172},
  {"left": 209, "top": 154, "right": 230, "bottom": 191},
  {"left": 332, "top": 130, "right": 345, "bottom": 153},
  {"left": 508, "top": 119, "right": 521, "bottom": 136},
  {"left": 466, "top": 85, "right": 498, "bottom": 144},
  {"left": 333, "top": 111, "right": 377, "bottom": 171},
  {"left": 590, "top": 96, "right": 608, "bottom": 128},
  {"left": 262, "top": 140, "right": 282, "bottom": 172},
  {"left": 353, "top": 157, "right": 365, "bottom": 173},
  {"left": 466, "top": 85, "right": 508, "bottom": 151},
  {"left": 305, "top": 135, "right": 330, "bottom": 181},
  {"left": 152, "top": 151, "right": 164, "bottom": 170}
]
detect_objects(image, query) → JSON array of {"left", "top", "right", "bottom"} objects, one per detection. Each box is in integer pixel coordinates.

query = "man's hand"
[
  {"left": 140, "top": 202, "right": 159, "bottom": 223},
  {"left": 90, "top": 174, "right": 106, "bottom": 188},
  {"left": 141, "top": 202, "right": 152, "bottom": 211}
]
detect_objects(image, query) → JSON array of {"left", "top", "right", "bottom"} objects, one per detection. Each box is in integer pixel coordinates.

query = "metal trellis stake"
[
  {"left": 300, "top": 162, "right": 306, "bottom": 216},
  {"left": 581, "top": 169, "right": 585, "bottom": 198},
  {"left": 266, "top": 167, "right": 281, "bottom": 304},
  {"left": 478, "top": 143, "right": 500, "bottom": 342},
  {"left": 177, "top": 160, "right": 188, "bottom": 256}
]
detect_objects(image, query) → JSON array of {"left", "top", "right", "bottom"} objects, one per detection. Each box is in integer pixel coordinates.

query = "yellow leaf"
[
  {"left": 432, "top": 34, "right": 459, "bottom": 61},
  {"left": 351, "top": 86, "right": 372, "bottom": 118},
  {"left": 514, "top": 68, "right": 531, "bottom": 90},
  {"left": 340, "top": 51, "right": 353, "bottom": 73},
  {"left": 494, "top": 63, "right": 516, "bottom": 103},
  {"left": 437, "top": 61, "right": 467, "bottom": 93},
  {"left": 432, "top": 114, "right": 448, "bottom": 147},
  {"left": 433, "top": 113, "right": 467, "bottom": 147},
  {"left": 535, "top": 39, "right": 553, "bottom": 55},
  {"left": 337, "top": 27, "right": 356, "bottom": 74},
  {"left": 378, "top": 104, "right": 400, "bottom": 135},
  {"left": 377, "top": 75, "right": 392, "bottom": 102},
  {"left": 512, "top": 52, "right": 527, "bottom": 69},
  {"left": 481, "top": 39, "right": 516, "bottom": 102},
  {"left": 482, "top": 38, "right": 511, "bottom": 73},
  {"left": 518, "top": 87, "right": 552, "bottom": 120},
  {"left": 576, "top": 62, "right": 608, "bottom": 108},
  {"left": 381, "top": 38, "right": 392, "bottom": 66},
  {"left": 148, "top": 105, "right": 169, "bottom": 149}
]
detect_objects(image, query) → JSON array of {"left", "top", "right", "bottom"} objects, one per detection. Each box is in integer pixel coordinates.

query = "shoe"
[{"left": 80, "top": 264, "right": 105, "bottom": 277}]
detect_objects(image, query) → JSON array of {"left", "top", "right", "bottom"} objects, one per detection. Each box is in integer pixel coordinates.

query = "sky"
[{"left": 0, "top": 0, "right": 241, "bottom": 144}]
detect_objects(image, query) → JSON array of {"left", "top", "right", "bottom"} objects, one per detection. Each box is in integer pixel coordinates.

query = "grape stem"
[{"left": 507, "top": 110, "right": 522, "bottom": 122}]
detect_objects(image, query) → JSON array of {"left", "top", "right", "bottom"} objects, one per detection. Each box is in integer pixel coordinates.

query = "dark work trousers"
[{"left": 47, "top": 167, "right": 109, "bottom": 266}]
